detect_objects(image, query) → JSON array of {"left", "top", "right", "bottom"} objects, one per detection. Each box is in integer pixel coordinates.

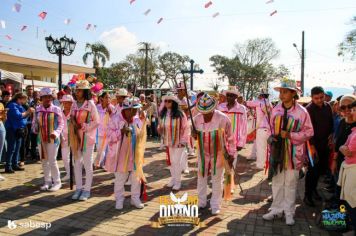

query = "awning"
[
  {"left": 23, "top": 79, "right": 58, "bottom": 90},
  {"left": 0, "top": 69, "right": 24, "bottom": 84}
]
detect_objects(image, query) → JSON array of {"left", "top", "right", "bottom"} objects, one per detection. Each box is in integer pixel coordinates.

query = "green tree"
[
  {"left": 83, "top": 42, "right": 111, "bottom": 74},
  {"left": 97, "top": 62, "right": 134, "bottom": 90},
  {"left": 157, "top": 52, "right": 191, "bottom": 88},
  {"left": 338, "top": 16, "right": 356, "bottom": 60},
  {"left": 210, "top": 38, "right": 286, "bottom": 100}
]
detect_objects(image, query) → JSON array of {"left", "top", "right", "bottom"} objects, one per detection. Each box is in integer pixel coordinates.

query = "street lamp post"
[
  {"left": 45, "top": 35, "right": 77, "bottom": 90},
  {"left": 293, "top": 31, "right": 305, "bottom": 96}
]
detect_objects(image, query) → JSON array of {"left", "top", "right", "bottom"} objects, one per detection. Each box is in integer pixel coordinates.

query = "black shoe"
[
  {"left": 304, "top": 196, "right": 315, "bottom": 207},
  {"left": 5, "top": 168, "right": 15, "bottom": 173},
  {"left": 313, "top": 191, "right": 322, "bottom": 201},
  {"left": 12, "top": 165, "right": 24, "bottom": 171}
]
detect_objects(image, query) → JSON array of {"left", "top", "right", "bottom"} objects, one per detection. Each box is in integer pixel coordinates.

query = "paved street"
[{"left": 0, "top": 141, "right": 335, "bottom": 236}]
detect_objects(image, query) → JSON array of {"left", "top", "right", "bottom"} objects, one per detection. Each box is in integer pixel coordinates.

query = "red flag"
[
  {"left": 20, "top": 25, "right": 27, "bottom": 31},
  {"left": 204, "top": 1, "right": 213, "bottom": 8},
  {"left": 130, "top": 0, "right": 136, "bottom": 4},
  {"left": 212, "top": 12, "right": 220, "bottom": 18},
  {"left": 270, "top": 10, "right": 277, "bottom": 16},
  {"left": 157, "top": 18, "right": 163, "bottom": 24},
  {"left": 144, "top": 9, "right": 151, "bottom": 16},
  {"left": 13, "top": 3, "right": 22, "bottom": 13},
  {"left": 38, "top": 11, "right": 47, "bottom": 20},
  {"left": 5, "top": 35, "right": 12, "bottom": 40}
]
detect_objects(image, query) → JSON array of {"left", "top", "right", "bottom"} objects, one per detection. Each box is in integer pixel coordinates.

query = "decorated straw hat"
[
  {"left": 122, "top": 97, "right": 142, "bottom": 110},
  {"left": 196, "top": 93, "right": 218, "bottom": 114},
  {"left": 115, "top": 88, "right": 129, "bottom": 97},
  {"left": 60, "top": 94, "right": 74, "bottom": 103},
  {"left": 76, "top": 80, "right": 91, "bottom": 90},
  {"left": 223, "top": 86, "right": 240, "bottom": 97},
  {"left": 39, "top": 87, "right": 53, "bottom": 97},
  {"left": 162, "top": 92, "right": 180, "bottom": 105},
  {"left": 274, "top": 78, "right": 301, "bottom": 93}
]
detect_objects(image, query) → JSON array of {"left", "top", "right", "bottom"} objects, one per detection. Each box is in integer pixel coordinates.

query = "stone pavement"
[{"left": 0, "top": 141, "right": 339, "bottom": 236}]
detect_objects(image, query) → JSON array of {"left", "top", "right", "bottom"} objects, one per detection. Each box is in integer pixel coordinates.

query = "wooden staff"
[{"left": 181, "top": 75, "right": 196, "bottom": 132}]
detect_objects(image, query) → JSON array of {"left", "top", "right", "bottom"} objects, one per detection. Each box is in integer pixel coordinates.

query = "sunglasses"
[
  {"left": 164, "top": 100, "right": 172, "bottom": 103},
  {"left": 340, "top": 104, "right": 353, "bottom": 111}
]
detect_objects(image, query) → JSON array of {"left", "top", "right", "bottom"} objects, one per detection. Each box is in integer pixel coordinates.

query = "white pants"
[
  {"left": 39, "top": 143, "right": 61, "bottom": 186},
  {"left": 61, "top": 146, "right": 70, "bottom": 176},
  {"left": 95, "top": 136, "right": 107, "bottom": 167},
  {"left": 248, "top": 140, "right": 257, "bottom": 159},
  {"left": 74, "top": 145, "right": 95, "bottom": 192},
  {"left": 180, "top": 148, "right": 188, "bottom": 171},
  {"left": 168, "top": 147, "right": 184, "bottom": 186},
  {"left": 256, "top": 128, "right": 269, "bottom": 169},
  {"left": 270, "top": 169, "right": 299, "bottom": 216},
  {"left": 197, "top": 167, "right": 224, "bottom": 210},
  {"left": 114, "top": 172, "right": 141, "bottom": 203}
]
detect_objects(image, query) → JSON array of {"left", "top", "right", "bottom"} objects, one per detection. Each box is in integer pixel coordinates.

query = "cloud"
[{"left": 99, "top": 26, "right": 138, "bottom": 63}]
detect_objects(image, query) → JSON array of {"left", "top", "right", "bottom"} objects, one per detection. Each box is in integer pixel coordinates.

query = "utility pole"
[
  {"left": 301, "top": 31, "right": 305, "bottom": 96},
  {"left": 139, "top": 42, "right": 154, "bottom": 88},
  {"left": 181, "top": 60, "right": 204, "bottom": 91}
]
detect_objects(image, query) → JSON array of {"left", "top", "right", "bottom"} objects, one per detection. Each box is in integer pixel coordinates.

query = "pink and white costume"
[
  {"left": 246, "top": 98, "right": 272, "bottom": 168},
  {"left": 95, "top": 103, "right": 115, "bottom": 167},
  {"left": 61, "top": 111, "right": 71, "bottom": 179},
  {"left": 268, "top": 102, "right": 313, "bottom": 217},
  {"left": 193, "top": 110, "right": 236, "bottom": 211},
  {"left": 32, "top": 103, "right": 64, "bottom": 188},
  {"left": 158, "top": 110, "right": 188, "bottom": 190},
  {"left": 72, "top": 100, "right": 99, "bottom": 193},
  {"left": 218, "top": 102, "right": 248, "bottom": 151}
]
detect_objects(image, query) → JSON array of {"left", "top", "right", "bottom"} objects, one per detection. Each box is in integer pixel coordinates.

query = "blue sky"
[{"left": 0, "top": 0, "right": 355, "bottom": 96}]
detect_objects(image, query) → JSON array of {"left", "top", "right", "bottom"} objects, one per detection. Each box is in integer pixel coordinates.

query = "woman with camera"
[{"left": 5, "top": 92, "right": 34, "bottom": 173}]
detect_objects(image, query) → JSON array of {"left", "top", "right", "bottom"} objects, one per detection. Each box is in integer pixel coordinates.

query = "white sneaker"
[
  {"left": 285, "top": 214, "right": 295, "bottom": 225},
  {"left": 49, "top": 183, "right": 62, "bottom": 192},
  {"left": 130, "top": 199, "right": 144, "bottom": 209},
  {"left": 40, "top": 184, "right": 50, "bottom": 191},
  {"left": 262, "top": 211, "right": 283, "bottom": 221},
  {"left": 71, "top": 190, "right": 82, "bottom": 200},
  {"left": 183, "top": 169, "right": 190, "bottom": 174},
  {"left": 167, "top": 179, "right": 175, "bottom": 188},
  {"left": 0, "top": 175, "right": 5, "bottom": 181},
  {"left": 172, "top": 183, "right": 181, "bottom": 191},
  {"left": 61, "top": 175, "right": 70, "bottom": 181},
  {"left": 79, "top": 191, "right": 91, "bottom": 201},
  {"left": 115, "top": 200, "right": 124, "bottom": 210},
  {"left": 211, "top": 209, "right": 220, "bottom": 215}
]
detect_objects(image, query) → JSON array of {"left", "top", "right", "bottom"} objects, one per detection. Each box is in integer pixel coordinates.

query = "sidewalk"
[{"left": 0, "top": 142, "right": 334, "bottom": 236}]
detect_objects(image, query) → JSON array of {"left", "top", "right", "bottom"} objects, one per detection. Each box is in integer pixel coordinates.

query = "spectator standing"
[
  {"left": 5, "top": 93, "right": 34, "bottom": 173},
  {"left": 304, "top": 87, "right": 333, "bottom": 206}
]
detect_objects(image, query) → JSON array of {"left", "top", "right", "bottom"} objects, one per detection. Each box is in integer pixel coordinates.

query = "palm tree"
[{"left": 82, "top": 42, "right": 110, "bottom": 74}]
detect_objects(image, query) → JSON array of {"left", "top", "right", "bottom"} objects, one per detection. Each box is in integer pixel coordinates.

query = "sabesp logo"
[{"left": 7, "top": 220, "right": 17, "bottom": 230}]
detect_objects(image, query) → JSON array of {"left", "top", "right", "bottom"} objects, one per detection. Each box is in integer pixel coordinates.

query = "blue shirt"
[{"left": 5, "top": 102, "right": 27, "bottom": 130}]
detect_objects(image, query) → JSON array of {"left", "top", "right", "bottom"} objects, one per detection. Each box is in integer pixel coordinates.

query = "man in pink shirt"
[
  {"left": 192, "top": 93, "right": 236, "bottom": 215},
  {"left": 246, "top": 89, "right": 272, "bottom": 170},
  {"left": 32, "top": 88, "right": 64, "bottom": 192}
]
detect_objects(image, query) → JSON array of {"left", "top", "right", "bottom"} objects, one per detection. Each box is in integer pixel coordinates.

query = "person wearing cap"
[
  {"left": 263, "top": 78, "right": 313, "bottom": 225},
  {"left": 158, "top": 92, "right": 188, "bottom": 191},
  {"left": 192, "top": 93, "right": 236, "bottom": 215},
  {"left": 32, "top": 88, "right": 64, "bottom": 191},
  {"left": 59, "top": 94, "right": 74, "bottom": 181},
  {"left": 325, "top": 91, "right": 333, "bottom": 103},
  {"left": 218, "top": 86, "right": 248, "bottom": 151},
  {"left": 246, "top": 89, "right": 273, "bottom": 170},
  {"left": 105, "top": 97, "right": 147, "bottom": 210},
  {"left": 70, "top": 80, "right": 99, "bottom": 201},
  {"left": 115, "top": 88, "right": 129, "bottom": 114},
  {"left": 94, "top": 92, "right": 114, "bottom": 168},
  {"left": 176, "top": 81, "right": 191, "bottom": 174},
  {"left": 217, "top": 86, "right": 247, "bottom": 193}
]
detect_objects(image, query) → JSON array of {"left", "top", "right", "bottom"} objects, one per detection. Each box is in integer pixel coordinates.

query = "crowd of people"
[{"left": 0, "top": 77, "right": 355, "bottom": 233}]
